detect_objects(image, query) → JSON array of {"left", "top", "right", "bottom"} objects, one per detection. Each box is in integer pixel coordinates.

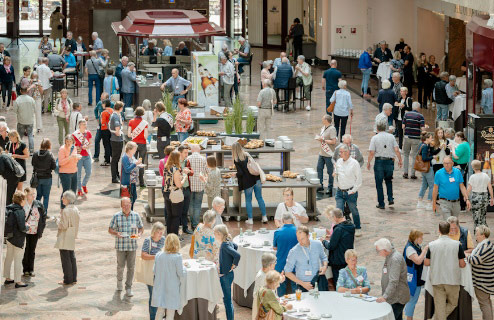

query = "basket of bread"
[
  {"left": 188, "top": 101, "right": 198, "bottom": 107},
  {"left": 197, "top": 131, "right": 217, "bottom": 137},
  {"left": 244, "top": 139, "right": 264, "bottom": 149},
  {"left": 282, "top": 171, "right": 298, "bottom": 179},
  {"left": 222, "top": 145, "right": 232, "bottom": 150}
]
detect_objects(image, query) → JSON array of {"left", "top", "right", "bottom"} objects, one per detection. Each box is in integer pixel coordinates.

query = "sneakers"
[
  {"left": 416, "top": 201, "right": 426, "bottom": 209},
  {"left": 425, "top": 202, "right": 433, "bottom": 211},
  {"left": 403, "top": 173, "right": 409, "bottom": 179},
  {"left": 77, "top": 190, "right": 84, "bottom": 197},
  {"left": 355, "top": 229, "right": 362, "bottom": 237},
  {"left": 101, "top": 162, "right": 110, "bottom": 167},
  {"left": 82, "top": 186, "right": 88, "bottom": 194},
  {"left": 15, "top": 283, "right": 28, "bottom": 288},
  {"left": 117, "top": 281, "right": 123, "bottom": 291},
  {"left": 126, "top": 288, "right": 133, "bottom": 297},
  {"left": 246, "top": 218, "right": 254, "bottom": 225},
  {"left": 262, "top": 216, "right": 268, "bottom": 224},
  {"left": 92, "top": 158, "right": 99, "bottom": 162}
]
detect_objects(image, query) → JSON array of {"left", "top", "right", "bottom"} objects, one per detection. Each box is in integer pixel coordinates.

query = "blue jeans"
[
  {"left": 436, "top": 103, "right": 449, "bottom": 120},
  {"left": 237, "top": 57, "right": 249, "bottom": 73},
  {"left": 361, "top": 68, "right": 372, "bottom": 94},
  {"left": 220, "top": 271, "right": 234, "bottom": 320},
  {"left": 335, "top": 190, "right": 361, "bottom": 229},
  {"left": 16, "top": 123, "right": 34, "bottom": 153},
  {"left": 147, "top": 284, "right": 157, "bottom": 320},
  {"left": 404, "top": 285, "right": 422, "bottom": 317},
  {"left": 419, "top": 168, "right": 434, "bottom": 200},
  {"left": 374, "top": 159, "right": 394, "bottom": 207},
  {"left": 93, "top": 128, "right": 101, "bottom": 159},
  {"left": 177, "top": 132, "right": 189, "bottom": 142},
  {"left": 59, "top": 172, "right": 77, "bottom": 209},
  {"left": 189, "top": 191, "right": 204, "bottom": 229},
  {"left": 317, "top": 155, "right": 334, "bottom": 189},
  {"left": 88, "top": 74, "right": 101, "bottom": 105},
  {"left": 244, "top": 179, "right": 266, "bottom": 219},
  {"left": 77, "top": 155, "right": 92, "bottom": 191},
  {"left": 36, "top": 177, "right": 52, "bottom": 212},
  {"left": 172, "top": 94, "right": 185, "bottom": 110},
  {"left": 123, "top": 92, "right": 134, "bottom": 110},
  {"left": 130, "top": 183, "right": 137, "bottom": 210},
  {"left": 277, "top": 278, "right": 296, "bottom": 296}
]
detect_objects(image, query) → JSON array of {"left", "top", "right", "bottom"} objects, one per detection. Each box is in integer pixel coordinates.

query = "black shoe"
[
  {"left": 15, "top": 283, "right": 28, "bottom": 288},
  {"left": 327, "top": 188, "right": 333, "bottom": 197},
  {"left": 388, "top": 201, "right": 394, "bottom": 205},
  {"left": 112, "top": 178, "right": 120, "bottom": 184},
  {"left": 23, "top": 272, "right": 30, "bottom": 277},
  {"left": 100, "top": 162, "right": 110, "bottom": 167},
  {"left": 376, "top": 204, "right": 385, "bottom": 209},
  {"left": 4, "top": 279, "right": 14, "bottom": 285},
  {"left": 410, "top": 175, "right": 417, "bottom": 180},
  {"left": 183, "top": 229, "right": 193, "bottom": 235},
  {"left": 88, "top": 103, "right": 92, "bottom": 106},
  {"left": 403, "top": 173, "right": 409, "bottom": 179},
  {"left": 317, "top": 186, "right": 324, "bottom": 193},
  {"left": 93, "top": 158, "right": 99, "bottom": 162}
]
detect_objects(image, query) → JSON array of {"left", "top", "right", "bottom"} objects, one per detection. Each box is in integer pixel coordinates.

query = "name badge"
[
  {"left": 383, "top": 267, "right": 388, "bottom": 274},
  {"left": 131, "top": 223, "right": 137, "bottom": 229},
  {"left": 305, "top": 270, "right": 312, "bottom": 276},
  {"left": 176, "top": 85, "right": 179, "bottom": 89},
  {"left": 449, "top": 177, "right": 455, "bottom": 182},
  {"left": 161, "top": 136, "right": 167, "bottom": 142},
  {"left": 151, "top": 242, "right": 158, "bottom": 248},
  {"left": 357, "top": 276, "right": 364, "bottom": 282}
]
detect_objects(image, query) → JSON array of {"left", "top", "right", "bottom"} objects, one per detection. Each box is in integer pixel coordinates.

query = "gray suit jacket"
[{"left": 121, "top": 68, "right": 136, "bottom": 93}]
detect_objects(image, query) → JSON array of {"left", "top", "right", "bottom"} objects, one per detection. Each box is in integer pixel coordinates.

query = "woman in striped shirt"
[{"left": 467, "top": 225, "right": 494, "bottom": 320}]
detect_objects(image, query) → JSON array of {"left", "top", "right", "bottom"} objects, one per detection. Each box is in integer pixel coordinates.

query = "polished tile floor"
[{"left": 0, "top": 41, "right": 486, "bottom": 319}]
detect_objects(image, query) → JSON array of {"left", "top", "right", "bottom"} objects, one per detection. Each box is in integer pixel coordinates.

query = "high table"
[
  {"left": 136, "top": 76, "right": 163, "bottom": 106},
  {"left": 176, "top": 258, "right": 223, "bottom": 320},
  {"left": 282, "top": 292, "right": 394, "bottom": 320},
  {"left": 422, "top": 264, "right": 474, "bottom": 320},
  {"left": 449, "top": 94, "right": 466, "bottom": 131},
  {"left": 143, "top": 178, "right": 319, "bottom": 222},
  {"left": 189, "top": 106, "right": 258, "bottom": 134},
  {"left": 232, "top": 230, "right": 275, "bottom": 307}
]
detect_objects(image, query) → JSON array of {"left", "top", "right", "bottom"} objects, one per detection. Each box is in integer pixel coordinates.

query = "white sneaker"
[
  {"left": 355, "top": 229, "right": 362, "bottom": 237},
  {"left": 126, "top": 288, "right": 133, "bottom": 297},
  {"left": 246, "top": 218, "right": 254, "bottom": 225},
  {"left": 116, "top": 281, "right": 123, "bottom": 291},
  {"left": 416, "top": 201, "right": 425, "bottom": 209},
  {"left": 262, "top": 216, "right": 268, "bottom": 223},
  {"left": 425, "top": 203, "right": 433, "bottom": 211}
]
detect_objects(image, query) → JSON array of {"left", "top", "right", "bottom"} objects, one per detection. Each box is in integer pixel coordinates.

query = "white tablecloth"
[
  {"left": 283, "top": 292, "right": 394, "bottom": 320},
  {"left": 233, "top": 230, "right": 275, "bottom": 296},
  {"left": 456, "top": 76, "right": 467, "bottom": 93},
  {"left": 376, "top": 63, "right": 392, "bottom": 81},
  {"left": 179, "top": 259, "right": 223, "bottom": 314},
  {"left": 449, "top": 94, "right": 466, "bottom": 121},
  {"left": 421, "top": 263, "right": 475, "bottom": 300}
]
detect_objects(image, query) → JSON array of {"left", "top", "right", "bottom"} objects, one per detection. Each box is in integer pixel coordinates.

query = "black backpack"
[{"left": 4, "top": 205, "right": 16, "bottom": 239}]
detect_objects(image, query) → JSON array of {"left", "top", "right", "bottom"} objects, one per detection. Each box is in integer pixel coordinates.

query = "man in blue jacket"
[
  {"left": 273, "top": 57, "right": 293, "bottom": 110},
  {"left": 273, "top": 213, "right": 298, "bottom": 296},
  {"left": 358, "top": 47, "right": 373, "bottom": 98},
  {"left": 115, "top": 56, "right": 128, "bottom": 94}
]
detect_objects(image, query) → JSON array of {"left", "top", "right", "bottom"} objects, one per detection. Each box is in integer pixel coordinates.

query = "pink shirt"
[
  {"left": 58, "top": 144, "right": 78, "bottom": 173},
  {"left": 159, "top": 155, "right": 170, "bottom": 186}
]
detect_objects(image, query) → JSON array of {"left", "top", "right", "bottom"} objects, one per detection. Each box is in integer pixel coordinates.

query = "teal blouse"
[
  {"left": 336, "top": 266, "right": 371, "bottom": 291},
  {"left": 453, "top": 142, "right": 471, "bottom": 165}
]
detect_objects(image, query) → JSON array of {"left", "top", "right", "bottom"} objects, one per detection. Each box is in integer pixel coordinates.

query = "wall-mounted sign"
[{"left": 336, "top": 28, "right": 342, "bottom": 34}]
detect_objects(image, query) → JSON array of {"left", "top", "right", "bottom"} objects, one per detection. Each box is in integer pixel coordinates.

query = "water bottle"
[
  {"left": 239, "top": 228, "right": 243, "bottom": 243},
  {"left": 314, "top": 281, "right": 319, "bottom": 298}
]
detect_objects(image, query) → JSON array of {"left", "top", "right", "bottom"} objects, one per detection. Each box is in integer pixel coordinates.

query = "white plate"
[
  {"left": 285, "top": 309, "right": 296, "bottom": 313},
  {"left": 251, "top": 245, "right": 263, "bottom": 248},
  {"left": 299, "top": 308, "right": 310, "bottom": 313},
  {"left": 321, "top": 314, "right": 332, "bottom": 318}
]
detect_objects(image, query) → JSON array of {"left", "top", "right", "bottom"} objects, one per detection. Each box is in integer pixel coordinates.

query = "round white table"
[
  {"left": 233, "top": 230, "right": 275, "bottom": 295},
  {"left": 449, "top": 94, "right": 466, "bottom": 121},
  {"left": 283, "top": 292, "right": 394, "bottom": 320},
  {"left": 176, "top": 259, "right": 223, "bottom": 319}
]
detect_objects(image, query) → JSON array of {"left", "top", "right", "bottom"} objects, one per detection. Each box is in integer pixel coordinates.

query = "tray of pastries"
[
  {"left": 244, "top": 139, "right": 264, "bottom": 149},
  {"left": 170, "top": 141, "right": 181, "bottom": 147},
  {"left": 265, "top": 174, "right": 282, "bottom": 182},
  {"left": 282, "top": 171, "right": 298, "bottom": 179},
  {"left": 222, "top": 173, "right": 235, "bottom": 179},
  {"left": 222, "top": 145, "right": 232, "bottom": 150},
  {"left": 207, "top": 140, "right": 218, "bottom": 145},
  {"left": 197, "top": 131, "right": 217, "bottom": 137},
  {"left": 188, "top": 101, "right": 198, "bottom": 107}
]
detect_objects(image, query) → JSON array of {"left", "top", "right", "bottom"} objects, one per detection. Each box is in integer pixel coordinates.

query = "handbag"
[
  {"left": 256, "top": 289, "right": 277, "bottom": 320},
  {"left": 169, "top": 168, "right": 184, "bottom": 203},
  {"left": 91, "top": 58, "right": 105, "bottom": 78},
  {"left": 413, "top": 144, "right": 430, "bottom": 173},
  {"left": 134, "top": 237, "right": 155, "bottom": 286},
  {"left": 247, "top": 154, "right": 266, "bottom": 183},
  {"left": 327, "top": 100, "right": 336, "bottom": 113},
  {"left": 30, "top": 170, "right": 39, "bottom": 188}
]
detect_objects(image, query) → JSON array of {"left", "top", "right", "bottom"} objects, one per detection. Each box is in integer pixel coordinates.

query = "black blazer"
[
  {"left": 234, "top": 156, "right": 259, "bottom": 191},
  {"left": 394, "top": 96, "right": 413, "bottom": 120},
  {"left": 0, "top": 64, "right": 15, "bottom": 84},
  {"left": 6, "top": 203, "right": 27, "bottom": 248}
]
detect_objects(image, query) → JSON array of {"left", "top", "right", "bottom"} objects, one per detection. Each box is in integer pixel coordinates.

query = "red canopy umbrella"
[{"left": 111, "top": 9, "right": 225, "bottom": 38}]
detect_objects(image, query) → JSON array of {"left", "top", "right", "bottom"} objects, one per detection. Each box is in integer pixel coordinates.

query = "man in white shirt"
[
  {"left": 36, "top": 57, "right": 53, "bottom": 113},
  {"left": 219, "top": 56, "right": 235, "bottom": 108},
  {"left": 424, "top": 221, "right": 466, "bottom": 320},
  {"left": 252, "top": 253, "right": 278, "bottom": 320},
  {"left": 334, "top": 144, "right": 362, "bottom": 236}
]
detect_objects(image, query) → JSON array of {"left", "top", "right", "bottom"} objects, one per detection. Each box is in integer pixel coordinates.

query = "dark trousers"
[
  {"left": 157, "top": 138, "right": 170, "bottom": 159},
  {"left": 110, "top": 140, "right": 123, "bottom": 180},
  {"left": 317, "top": 155, "right": 334, "bottom": 189},
  {"left": 101, "top": 129, "right": 112, "bottom": 163},
  {"left": 459, "top": 163, "right": 468, "bottom": 210},
  {"left": 147, "top": 285, "right": 157, "bottom": 320},
  {"left": 331, "top": 264, "right": 346, "bottom": 286},
  {"left": 395, "top": 119, "right": 404, "bottom": 149},
  {"left": 181, "top": 187, "right": 191, "bottom": 231},
  {"left": 391, "top": 303, "right": 405, "bottom": 320},
  {"left": 60, "top": 172, "right": 77, "bottom": 209},
  {"left": 93, "top": 128, "right": 102, "bottom": 159},
  {"left": 135, "top": 143, "right": 147, "bottom": 186},
  {"left": 293, "top": 38, "right": 303, "bottom": 59},
  {"left": 334, "top": 115, "right": 348, "bottom": 141},
  {"left": 6, "top": 178, "right": 19, "bottom": 205},
  {"left": 1, "top": 81, "right": 12, "bottom": 107},
  {"left": 326, "top": 89, "right": 336, "bottom": 113},
  {"left": 374, "top": 159, "right": 394, "bottom": 207},
  {"left": 123, "top": 92, "right": 134, "bottom": 110},
  {"left": 163, "top": 192, "right": 183, "bottom": 235},
  {"left": 403, "top": 73, "right": 413, "bottom": 97},
  {"left": 60, "top": 249, "right": 77, "bottom": 284},
  {"left": 22, "top": 234, "right": 39, "bottom": 273}
]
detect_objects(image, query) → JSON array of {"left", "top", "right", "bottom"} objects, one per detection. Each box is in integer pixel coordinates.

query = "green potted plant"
[
  {"left": 224, "top": 111, "right": 234, "bottom": 135},
  {"left": 232, "top": 97, "right": 244, "bottom": 134},
  {"left": 245, "top": 110, "right": 256, "bottom": 134}
]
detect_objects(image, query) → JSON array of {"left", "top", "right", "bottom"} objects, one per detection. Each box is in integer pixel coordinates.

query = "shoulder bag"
[
  {"left": 169, "top": 167, "right": 184, "bottom": 203},
  {"left": 256, "top": 289, "right": 277, "bottom": 320},
  {"left": 30, "top": 167, "right": 39, "bottom": 188},
  {"left": 110, "top": 76, "right": 120, "bottom": 101},
  {"left": 134, "top": 237, "right": 155, "bottom": 286},
  {"left": 91, "top": 58, "right": 105, "bottom": 78},
  {"left": 327, "top": 91, "right": 336, "bottom": 113},
  {"left": 413, "top": 144, "right": 430, "bottom": 173},
  {"left": 247, "top": 154, "right": 266, "bottom": 183}
]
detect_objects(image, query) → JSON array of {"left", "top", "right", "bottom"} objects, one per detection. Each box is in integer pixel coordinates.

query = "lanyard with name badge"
[{"left": 301, "top": 244, "right": 313, "bottom": 276}]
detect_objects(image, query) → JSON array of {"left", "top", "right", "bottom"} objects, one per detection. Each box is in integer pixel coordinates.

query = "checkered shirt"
[
  {"left": 187, "top": 152, "right": 207, "bottom": 192},
  {"left": 109, "top": 211, "right": 144, "bottom": 251}
]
